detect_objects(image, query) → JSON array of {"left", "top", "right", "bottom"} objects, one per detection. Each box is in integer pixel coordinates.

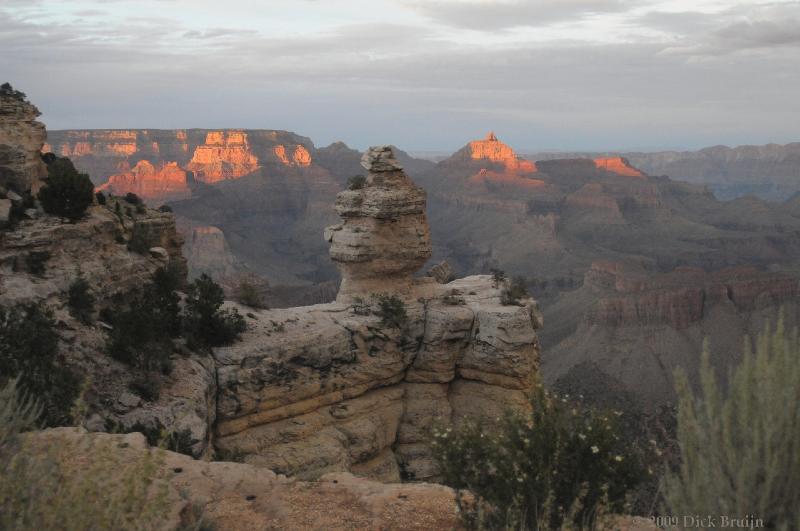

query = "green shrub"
[
  {"left": 348, "top": 175, "right": 367, "bottom": 190},
  {"left": 490, "top": 268, "right": 506, "bottom": 288},
  {"left": 0, "top": 303, "right": 79, "bottom": 427},
  {"left": 373, "top": 293, "right": 407, "bottom": 328},
  {"left": 663, "top": 318, "right": 800, "bottom": 529},
  {"left": 106, "top": 267, "right": 181, "bottom": 373},
  {"left": 24, "top": 250, "right": 50, "bottom": 276},
  {"left": 234, "top": 280, "right": 266, "bottom": 309},
  {"left": 128, "top": 376, "right": 160, "bottom": 403},
  {"left": 68, "top": 276, "right": 95, "bottom": 324},
  {"left": 501, "top": 276, "right": 530, "bottom": 306},
  {"left": 95, "top": 190, "right": 107, "bottom": 205},
  {"left": 433, "top": 382, "right": 645, "bottom": 530},
  {"left": 124, "top": 192, "right": 142, "bottom": 205},
  {"left": 38, "top": 158, "right": 95, "bottom": 221},
  {"left": 184, "top": 274, "right": 246, "bottom": 347}
]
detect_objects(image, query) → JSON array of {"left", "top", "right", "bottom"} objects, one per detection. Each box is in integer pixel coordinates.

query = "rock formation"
[
  {"left": 214, "top": 147, "right": 541, "bottom": 481},
  {"left": 0, "top": 84, "right": 47, "bottom": 193},
  {"left": 458, "top": 132, "right": 537, "bottom": 173},
  {"left": 186, "top": 130, "right": 260, "bottom": 183},
  {"left": 594, "top": 157, "right": 645, "bottom": 178},
  {"left": 98, "top": 160, "right": 191, "bottom": 202},
  {"left": 325, "top": 146, "right": 432, "bottom": 301},
  {"left": 183, "top": 225, "right": 239, "bottom": 282}
]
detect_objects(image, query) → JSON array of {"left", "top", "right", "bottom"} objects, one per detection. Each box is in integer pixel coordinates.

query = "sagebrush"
[{"left": 663, "top": 317, "right": 800, "bottom": 530}]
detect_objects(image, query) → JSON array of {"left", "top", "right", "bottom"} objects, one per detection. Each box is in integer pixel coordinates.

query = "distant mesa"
[
  {"left": 594, "top": 157, "right": 645, "bottom": 178},
  {"left": 463, "top": 131, "right": 538, "bottom": 173}
]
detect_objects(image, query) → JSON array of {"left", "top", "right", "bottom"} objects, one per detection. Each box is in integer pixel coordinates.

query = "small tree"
[
  {"left": 501, "top": 276, "right": 530, "bottom": 306},
  {"left": 0, "top": 303, "right": 79, "bottom": 426},
  {"left": 106, "top": 267, "right": 181, "bottom": 373},
  {"left": 124, "top": 192, "right": 142, "bottom": 205},
  {"left": 663, "top": 318, "right": 800, "bottom": 529},
  {"left": 348, "top": 175, "right": 367, "bottom": 190},
  {"left": 373, "top": 293, "right": 407, "bottom": 328},
  {"left": 68, "top": 276, "right": 95, "bottom": 324},
  {"left": 234, "top": 280, "right": 266, "bottom": 309},
  {"left": 490, "top": 268, "right": 506, "bottom": 288},
  {"left": 38, "top": 158, "right": 94, "bottom": 222},
  {"left": 185, "top": 274, "right": 246, "bottom": 347}
]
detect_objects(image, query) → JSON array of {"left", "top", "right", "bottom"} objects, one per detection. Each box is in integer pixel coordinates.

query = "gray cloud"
[
  {"left": 0, "top": 1, "right": 798, "bottom": 151},
  {"left": 405, "top": 0, "right": 634, "bottom": 30}
]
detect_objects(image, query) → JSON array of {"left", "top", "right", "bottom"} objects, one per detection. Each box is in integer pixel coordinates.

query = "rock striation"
[
  {"left": 187, "top": 130, "right": 260, "bottom": 183},
  {"left": 0, "top": 85, "right": 47, "bottom": 193},
  {"left": 325, "top": 146, "right": 432, "bottom": 301},
  {"left": 214, "top": 147, "right": 541, "bottom": 481}
]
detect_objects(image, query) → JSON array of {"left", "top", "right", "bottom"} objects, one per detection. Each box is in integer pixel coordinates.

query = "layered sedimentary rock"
[
  {"left": 542, "top": 260, "right": 800, "bottom": 408},
  {"left": 0, "top": 85, "right": 47, "bottom": 193},
  {"left": 98, "top": 160, "right": 191, "bottom": 202},
  {"left": 325, "top": 146, "right": 432, "bottom": 301},
  {"left": 187, "top": 130, "right": 260, "bottom": 183},
  {"left": 214, "top": 148, "right": 541, "bottom": 481},
  {"left": 458, "top": 132, "right": 537, "bottom": 173},
  {"left": 594, "top": 157, "right": 645, "bottom": 178},
  {"left": 274, "top": 144, "right": 312, "bottom": 167}
]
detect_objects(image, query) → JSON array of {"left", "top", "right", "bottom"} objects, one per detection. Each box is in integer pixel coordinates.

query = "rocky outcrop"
[
  {"left": 273, "top": 144, "right": 312, "bottom": 167},
  {"left": 183, "top": 225, "right": 239, "bottom": 281},
  {"left": 594, "top": 157, "right": 645, "bottom": 178},
  {"left": 451, "top": 132, "right": 537, "bottom": 174},
  {"left": 325, "top": 146, "right": 432, "bottom": 301},
  {"left": 214, "top": 148, "right": 541, "bottom": 481},
  {"left": 0, "top": 84, "right": 47, "bottom": 193},
  {"left": 98, "top": 160, "right": 191, "bottom": 202},
  {"left": 186, "top": 130, "right": 260, "bottom": 183},
  {"left": 27, "top": 428, "right": 462, "bottom": 530}
]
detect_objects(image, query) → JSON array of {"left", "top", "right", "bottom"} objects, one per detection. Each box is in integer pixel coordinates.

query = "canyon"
[
  {"left": 41, "top": 127, "right": 800, "bottom": 411},
  {"left": 2, "top": 92, "right": 542, "bottom": 489},
  {"left": 529, "top": 142, "right": 800, "bottom": 201}
]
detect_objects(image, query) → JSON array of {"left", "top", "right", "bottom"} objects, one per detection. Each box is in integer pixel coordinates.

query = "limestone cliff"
[
  {"left": 186, "top": 130, "right": 260, "bottom": 183},
  {"left": 0, "top": 84, "right": 47, "bottom": 193},
  {"left": 213, "top": 147, "right": 542, "bottom": 481},
  {"left": 99, "top": 160, "right": 191, "bottom": 202}
]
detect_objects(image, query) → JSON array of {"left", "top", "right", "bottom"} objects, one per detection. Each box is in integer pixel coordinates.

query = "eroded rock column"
[{"left": 325, "top": 146, "right": 431, "bottom": 302}]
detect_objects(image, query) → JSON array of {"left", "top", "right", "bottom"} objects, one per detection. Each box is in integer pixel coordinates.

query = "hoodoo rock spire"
[{"left": 325, "top": 145, "right": 432, "bottom": 301}]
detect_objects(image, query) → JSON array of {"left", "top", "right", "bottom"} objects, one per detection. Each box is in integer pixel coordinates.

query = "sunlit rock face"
[
  {"left": 98, "top": 160, "right": 191, "bottom": 202},
  {"left": 273, "top": 144, "right": 312, "bottom": 167},
  {"left": 186, "top": 130, "right": 260, "bottom": 183},
  {"left": 326, "top": 146, "right": 432, "bottom": 301},
  {"left": 594, "top": 157, "right": 645, "bottom": 178},
  {"left": 0, "top": 86, "right": 47, "bottom": 192},
  {"left": 463, "top": 132, "right": 537, "bottom": 173}
]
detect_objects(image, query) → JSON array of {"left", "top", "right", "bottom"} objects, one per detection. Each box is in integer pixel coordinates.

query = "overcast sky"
[{"left": 1, "top": 0, "right": 799, "bottom": 151}]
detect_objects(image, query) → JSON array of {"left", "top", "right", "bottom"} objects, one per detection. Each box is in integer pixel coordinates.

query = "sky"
[{"left": 1, "top": 0, "right": 799, "bottom": 151}]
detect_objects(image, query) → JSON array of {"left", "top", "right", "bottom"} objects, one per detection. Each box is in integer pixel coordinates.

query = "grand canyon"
[{"left": 3, "top": 0, "right": 799, "bottom": 528}]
